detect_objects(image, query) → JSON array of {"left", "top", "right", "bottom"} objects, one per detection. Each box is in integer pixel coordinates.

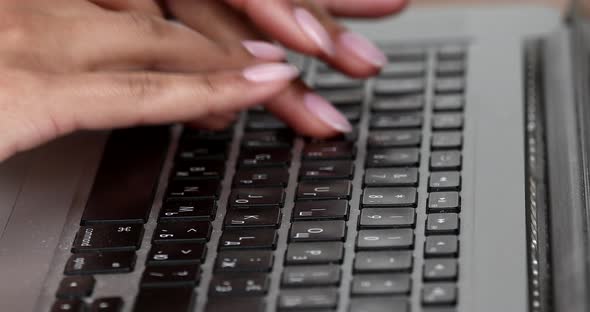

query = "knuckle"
[{"left": 125, "top": 73, "right": 163, "bottom": 100}]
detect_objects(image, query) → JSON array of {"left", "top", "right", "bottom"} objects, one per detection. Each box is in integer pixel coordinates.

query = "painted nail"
[
  {"left": 242, "top": 40, "right": 287, "bottom": 61},
  {"left": 304, "top": 93, "right": 353, "bottom": 133},
  {"left": 339, "top": 32, "right": 387, "bottom": 67},
  {"left": 243, "top": 63, "right": 300, "bottom": 83},
  {"left": 294, "top": 7, "right": 335, "bottom": 56}
]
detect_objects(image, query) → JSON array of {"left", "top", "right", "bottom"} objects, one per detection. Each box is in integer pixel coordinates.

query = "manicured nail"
[
  {"left": 242, "top": 40, "right": 287, "bottom": 61},
  {"left": 294, "top": 8, "right": 335, "bottom": 56},
  {"left": 304, "top": 93, "right": 353, "bottom": 133},
  {"left": 243, "top": 63, "right": 300, "bottom": 83},
  {"left": 339, "top": 32, "right": 387, "bottom": 67}
]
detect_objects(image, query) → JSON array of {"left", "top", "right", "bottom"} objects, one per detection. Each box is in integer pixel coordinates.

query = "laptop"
[{"left": 1, "top": 0, "right": 588, "bottom": 311}]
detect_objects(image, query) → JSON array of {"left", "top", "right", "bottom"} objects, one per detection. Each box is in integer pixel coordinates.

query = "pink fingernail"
[
  {"left": 242, "top": 40, "right": 287, "bottom": 61},
  {"left": 294, "top": 8, "right": 335, "bottom": 56},
  {"left": 339, "top": 32, "right": 387, "bottom": 68},
  {"left": 304, "top": 93, "right": 353, "bottom": 133},
  {"left": 243, "top": 63, "right": 300, "bottom": 83}
]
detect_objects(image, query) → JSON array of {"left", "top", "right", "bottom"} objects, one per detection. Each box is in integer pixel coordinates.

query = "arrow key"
[
  {"left": 146, "top": 243, "right": 207, "bottom": 266},
  {"left": 140, "top": 265, "right": 201, "bottom": 288}
]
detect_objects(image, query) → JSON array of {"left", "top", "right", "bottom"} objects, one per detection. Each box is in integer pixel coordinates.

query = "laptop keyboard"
[{"left": 51, "top": 42, "right": 467, "bottom": 312}]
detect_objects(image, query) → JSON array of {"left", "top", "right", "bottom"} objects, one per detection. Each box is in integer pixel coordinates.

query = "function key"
[
  {"left": 354, "top": 251, "right": 413, "bottom": 273},
  {"left": 289, "top": 221, "right": 347, "bottom": 242},
  {"left": 292, "top": 200, "right": 350, "bottom": 221},
  {"left": 218, "top": 228, "right": 278, "bottom": 250},
  {"left": 132, "top": 287, "right": 195, "bottom": 312},
  {"left": 234, "top": 167, "right": 289, "bottom": 187},
  {"left": 356, "top": 229, "right": 414, "bottom": 250},
  {"left": 299, "top": 160, "right": 354, "bottom": 180},
  {"left": 209, "top": 274, "right": 270, "bottom": 296},
  {"left": 349, "top": 297, "right": 409, "bottom": 312},
  {"left": 140, "top": 264, "right": 201, "bottom": 288},
  {"left": 205, "top": 297, "right": 266, "bottom": 312},
  {"left": 351, "top": 274, "right": 411, "bottom": 296},
  {"left": 285, "top": 242, "right": 344, "bottom": 265},
  {"left": 362, "top": 187, "right": 417, "bottom": 207},
  {"left": 371, "top": 95, "right": 424, "bottom": 112},
  {"left": 424, "top": 236, "right": 459, "bottom": 258},
  {"left": 229, "top": 187, "right": 285, "bottom": 208},
  {"left": 426, "top": 214, "right": 460, "bottom": 235},
  {"left": 215, "top": 250, "right": 274, "bottom": 273},
  {"left": 282, "top": 265, "right": 341, "bottom": 287},
  {"left": 374, "top": 78, "right": 426, "bottom": 95},
  {"left": 368, "top": 130, "right": 422, "bottom": 148},
  {"left": 56, "top": 276, "right": 95, "bottom": 299},
  {"left": 432, "top": 114, "right": 464, "bottom": 130},
  {"left": 64, "top": 252, "right": 136, "bottom": 275},
  {"left": 422, "top": 283, "right": 458, "bottom": 306},
  {"left": 314, "top": 72, "right": 364, "bottom": 89},
  {"left": 380, "top": 62, "right": 426, "bottom": 78},
  {"left": 278, "top": 288, "right": 339, "bottom": 310},
  {"left": 159, "top": 199, "right": 216, "bottom": 222},
  {"left": 423, "top": 259, "right": 458, "bottom": 281},
  {"left": 171, "top": 160, "right": 225, "bottom": 180},
  {"left": 430, "top": 151, "right": 462, "bottom": 171},
  {"left": 296, "top": 180, "right": 352, "bottom": 201},
  {"left": 370, "top": 112, "right": 423, "bottom": 129},
  {"left": 317, "top": 89, "right": 365, "bottom": 106},
  {"left": 429, "top": 172, "right": 461, "bottom": 192},
  {"left": 71, "top": 224, "right": 143, "bottom": 253},
  {"left": 433, "top": 95, "right": 464, "bottom": 112},
  {"left": 431, "top": 132, "right": 462, "bottom": 150},
  {"left": 359, "top": 208, "right": 415, "bottom": 229},
  {"left": 428, "top": 192, "right": 460, "bottom": 213},
  {"left": 51, "top": 300, "right": 84, "bottom": 312},
  {"left": 436, "top": 60, "right": 466, "bottom": 76},
  {"left": 146, "top": 243, "right": 206, "bottom": 266},
  {"left": 364, "top": 168, "right": 419, "bottom": 187},
  {"left": 302, "top": 142, "right": 356, "bottom": 160},
  {"left": 238, "top": 148, "right": 291, "bottom": 167},
  {"left": 246, "top": 114, "right": 288, "bottom": 131},
  {"left": 224, "top": 207, "right": 281, "bottom": 228},
  {"left": 166, "top": 181, "right": 220, "bottom": 200},
  {"left": 90, "top": 297, "right": 123, "bottom": 312},
  {"left": 241, "top": 130, "right": 293, "bottom": 149},
  {"left": 153, "top": 221, "right": 212, "bottom": 244},
  {"left": 366, "top": 148, "right": 420, "bottom": 168}
]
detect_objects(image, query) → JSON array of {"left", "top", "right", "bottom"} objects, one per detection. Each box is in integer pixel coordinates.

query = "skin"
[{"left": 0, "top": 0, "right": 409, "bottom": 161}]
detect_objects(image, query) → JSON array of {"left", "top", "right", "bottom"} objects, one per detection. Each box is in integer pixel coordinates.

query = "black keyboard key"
[
  {"left": 422, "top": 283, "right": 457, "bottom": 306},
  {"left": 90, "top": 297, "right": 123, "bottom": 312},
  {"left": 426, "top": 214, "right": 460, "bottom": 235},
  {"left": 177, "top": 142, "right": 228, "bottom": 161},
  {"left": 383, "top": 46, "right": 427, "bottom": 61},
  {"left": 166, "top": 181, "right": 221, "bottom": 200},
  {"left": 285, "top": 242, "right": 344, "bottom": 265},
  {"left": 341, "top": 106, "right": 362, "bottom": 123},
  {"left": 356, "top": 229, "right": 414, "bottom": 250},
  {"left": 303, "top": 142, "right": 356, "bottom": 160},
  {"left": 56, "top": 276, "right": 95, "bottom": 299},
  {"left": 172, "top": 160, "right": 224, "bottom": 180},
  {"left": 224, "top": 207, "right": 281, "bottom": 228},
  {"left": 242, "top": 130, "right": 293, "bottom": 149},
  {"left": 296, "top": 180, "right": 352, "bottom": 200},
  {"left": 182, "top": 128, "right": 233, "bottom": 141},
  {"left": 433, "top": 95, "right": 464, "bottom": 111},
  {"left": 354, "top": 251, "right": 413, "bottom": 273},
  {"left": 374, "top": 78, "right": 425, "bottom": 95},
  {"left": 292, "top": 200, "right": 349, "bottom": 221},
  {"left": 146, "top": 243, "right": 206, "bottom": 266},
  {"left": 318, "top": 89, "right": 364, "bottom": 106},
  {"left": 72, "top": 224, "right": 143, "bottom": 253},
  {"left": 436, "top": 61, "right": 466, "bottom": 76},
  {"left": 64, "top": 252, "right": 136, "bottom": 275},
  {"left": 429, "top": 172, "right": 461, "bottom": 191},
  {"left": 140, "top": 265, "right": 200, "bottom": 288},
  {"left": 215, "top": 250, "right": 274, "bottom": 273},
  {"left": 359, "top": 208, "right": 415, "bottom": 229},
  {"left": 229, "top": 187, "right": 285, "bottom": 208},
  {"left": 300, "top": 161, "right": 354, "bottom": 180},
  {"left": 380, "top": 62, "right": 426, "bottom": 78},
  {"left": 278, "top": 288, "right": 339, "bottom": 310},
  {"left": 431, "top": 132, "right": 462, "bottom": 150},
  {"left": 368, "top": 130, "right": 421, "bottom": 148},
  {"left": 366, "top": 149, "right": 420, "bottom": 167},
  {"left": 430, "top": 151, "right": 462, "bottom": 171},
  {"left": 246, "top": 115, "right": 288, "bottom": 131},
  {"left": 234, "top": 167, "right": 289, "bottom": 187},
  {"left": 424, "top": 236, "right": 459, "bottom": 258},
  {"left": 238, "top": 148, "right": 291, "bottom": 167},
  {"left": 364, "top": 168, "right": 418, "bottom": 187},
  {"left": 159, "top": 199, "right": 216, "bottom": 222},
  {"left": 424, "top": 259, "right": 458, "bottom": 281},
  {"left": 371, "top": 96, "right": 424, "bottom": 112},
  {"left": 133, "top": 287, "right": 195, "bottom": 312},
  {"left": 370, "top": 113, "right": 422, "bottom": 129},
  {"left": 314, "top": 73, "right": 363, "bottom": 89},
  {"left": 282, "top": 265, "right": 341, "bottom": 287},
  {"left": 290, "top": 221, "right": 347, "bottom": 242},
  {"left": 209, "top": 274, "right": 269, "bottom": 296},
  {"left": 153, "top": 221, "right": 212, "bottom": 243},
  {"left": 362, "top": 187, "right": 417, "bottom": 207},
  {"left": 435, "top": 78, "right": 465, "bottom": 93},
  {"left": 81, "top": 128, "right": 169, "bottom": 224},
  {"left": 438, "top": 45, "right": 467, "bottom": 60},
  {"left": 351, "top": 274, "right": 411, "bottom": 296},
  {"left": 205, "top": 297, "right": 266, "bottom": 312},
  {"left": 349, "top": 297, "right": 409, "bottom": 312},
  {"left": 51, "top": 299, "right": 84, "bottom": 312},
  {"left": 432, "top": 114, "right": 463, "bottom": 130},
  {"left": 219, "top": 229, "right": 278, "bottom": 249},
  {"left": 428, "top": 192, "right": 460, "bottom": 213}
]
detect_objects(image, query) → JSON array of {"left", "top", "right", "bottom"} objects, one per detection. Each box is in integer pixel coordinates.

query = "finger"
[
  {"left": 315, "top": 0, "right": 409, "bottom": 17},
  {"left": 88, "top": 0, "right": 163, "bottom": 16},
  {"left": 187, "top": 113, "right": 238, "bottom": 130}
]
